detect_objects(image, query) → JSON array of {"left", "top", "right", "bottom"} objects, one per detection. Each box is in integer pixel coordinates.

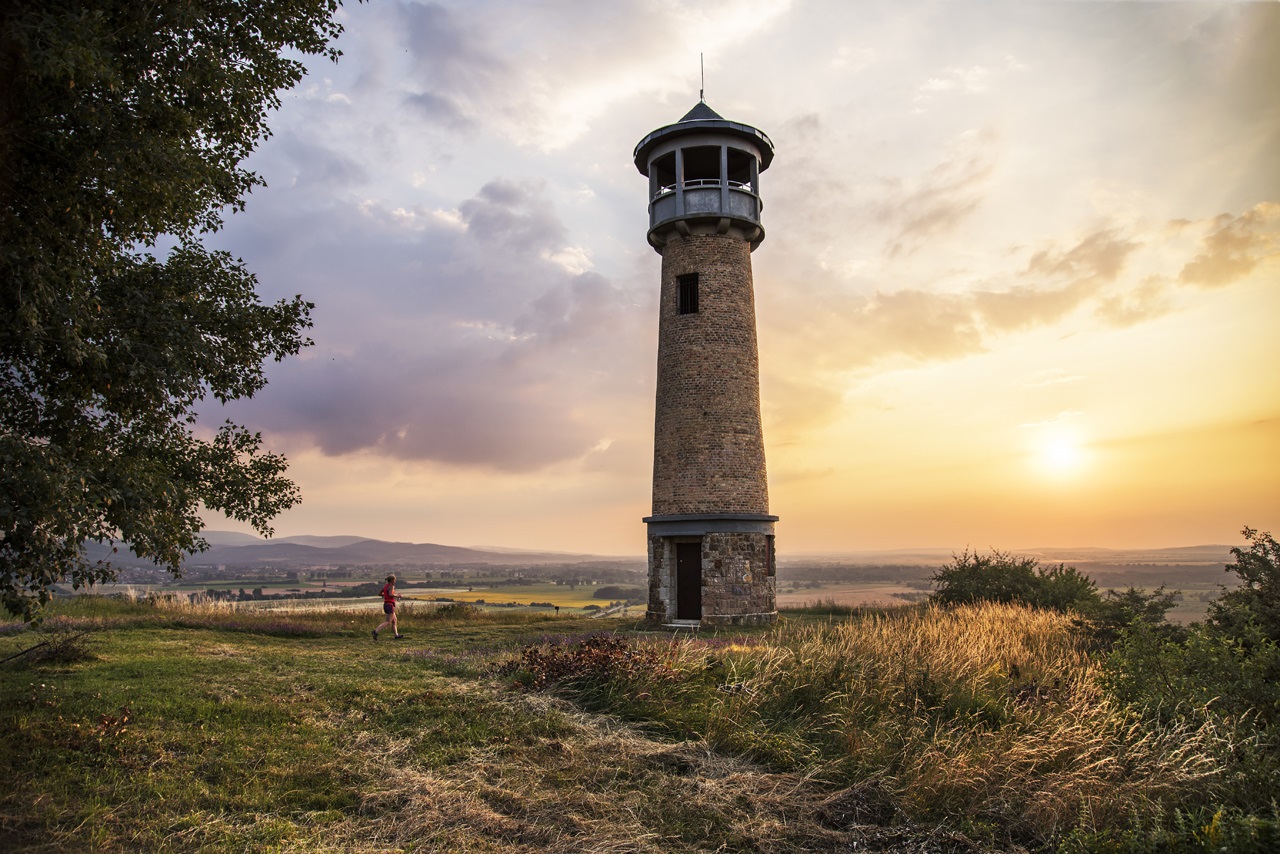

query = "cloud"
[
  {"left": 403, "top": 90, "right": 476, "bottom": 132},
  {"left": 372, "top": 0, "right": 794, "bottom": 150},
  {"left": 216, "top": 179, "right": 654, "bottom": 473},
  {"left": 1095, "top": 276, "right": 1173, "bottom": 328},
  {"left": 766, "top": 227, "right": 1139, "bottom": 383},
  {"left": 1178, "top": 202, "right": 1280, "bottom": 288},
  {"left": 973, "top": 230, "right": 1139, "bottom": 332},
  {"left": 878, "top": 128, "right": 1000, "bottom": 255},
  {"left": 1025, "top": 229, "right": 1135, "bottom": 282}
]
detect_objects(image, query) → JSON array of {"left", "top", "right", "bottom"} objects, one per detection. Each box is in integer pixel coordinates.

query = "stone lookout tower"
[{"left": 634, "top": 101, "right": 778, "bottom": 627}]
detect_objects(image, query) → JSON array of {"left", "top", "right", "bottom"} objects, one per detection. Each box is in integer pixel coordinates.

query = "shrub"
[
  {"left": 1083, "top": 586, "right": 1184, "bottom": 648},
  {"left": 498, "top": 634, "right": 676, "bottom": 691},
  {"left": 930, "top": 549, "right": 1099, "bottom": 613},
  {"left": 1102, "top": 527, "right": 1280, "bottom": 810}
]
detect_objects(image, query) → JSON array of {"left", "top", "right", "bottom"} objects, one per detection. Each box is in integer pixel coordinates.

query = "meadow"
[{"left": 2, "top": 596, "right": 1276, "bottom": 852}]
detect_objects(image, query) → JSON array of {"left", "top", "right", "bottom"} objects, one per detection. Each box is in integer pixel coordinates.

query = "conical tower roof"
[
  {"left": 678, "top": 101, "right": 725, "bottom": 122},
  {"left": 634, "top": 102, "right": 774, "bottom": 175}
]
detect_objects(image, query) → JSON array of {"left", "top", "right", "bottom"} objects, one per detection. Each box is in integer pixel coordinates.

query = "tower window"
[
  {"left": 727, "top": 148, "right": 754, "bottom": 190},
  {"left": 682, "top": 146, "right": 721, "bottom": 184},
  {"left": 677, "top": 274, "right": 699, "bottom": 314}
]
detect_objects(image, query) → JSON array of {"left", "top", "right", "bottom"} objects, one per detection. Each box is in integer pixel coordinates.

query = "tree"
[
  {"left": 1207, "top": 527, "right": 1280, "bottom": 644},
  {"left": 1, "top": 1, "right": 347, "bottom": 620}
]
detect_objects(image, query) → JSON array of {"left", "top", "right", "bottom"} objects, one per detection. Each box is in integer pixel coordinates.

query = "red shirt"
[{"left": 380, "top": 583, "right": 396, "bottom": 605}]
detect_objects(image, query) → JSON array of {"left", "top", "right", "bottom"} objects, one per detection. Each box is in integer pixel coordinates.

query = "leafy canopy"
[
  {"left": 0, "top": 1, "right": 347, "bottom": 620},
  {"left": 1207, "top": 527, "right": 1280, "bottom": 644}
]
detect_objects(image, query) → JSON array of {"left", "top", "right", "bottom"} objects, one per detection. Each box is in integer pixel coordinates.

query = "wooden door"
[{"left": 675, "top": 541, "right": 702, "bottom": 620}]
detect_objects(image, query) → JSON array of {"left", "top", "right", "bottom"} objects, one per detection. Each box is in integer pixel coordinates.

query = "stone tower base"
[{"left": 646, "top": 529, "right": 777, "bottom": 626}]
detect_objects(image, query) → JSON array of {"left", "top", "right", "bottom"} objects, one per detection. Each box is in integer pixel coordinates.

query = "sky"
[{"left": 208, "top": 0, "right": 1280, "bottom": 556}]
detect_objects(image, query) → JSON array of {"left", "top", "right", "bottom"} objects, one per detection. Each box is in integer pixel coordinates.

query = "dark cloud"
[
  {"left": 403, "top": 91, "right": 475, "bottom": 132},
  {"left": 215, "top": 179, "right": 654, "bottom": 473},
  {"left": 400, "top": 2, "right": 508, "bottom": 102}
]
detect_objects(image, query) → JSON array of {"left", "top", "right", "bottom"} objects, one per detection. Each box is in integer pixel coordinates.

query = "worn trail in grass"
[{"left": 0, "top": 604, "right": 871, "bottom": 852}]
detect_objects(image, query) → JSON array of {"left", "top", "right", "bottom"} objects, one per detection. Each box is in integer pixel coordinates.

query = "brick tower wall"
[{"left": 651, "top": 233, "right": 770, "bottom": 516}]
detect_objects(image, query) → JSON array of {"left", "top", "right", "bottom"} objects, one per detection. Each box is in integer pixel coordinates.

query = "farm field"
[
  {"left": 90, "top": 580, "right": 628, "bottom": 615},
  {"left": 775, "top": 581, "right": 925, "bottom": 609}
]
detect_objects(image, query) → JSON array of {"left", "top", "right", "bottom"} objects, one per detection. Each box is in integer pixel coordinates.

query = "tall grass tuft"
[{"left": 511, "top": 603, "right": 1262, "bottom": 847}]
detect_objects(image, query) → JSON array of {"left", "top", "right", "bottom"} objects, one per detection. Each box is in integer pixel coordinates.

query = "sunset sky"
[{"left": 208, "top": 0, "right": 1279, "bottom": 556}]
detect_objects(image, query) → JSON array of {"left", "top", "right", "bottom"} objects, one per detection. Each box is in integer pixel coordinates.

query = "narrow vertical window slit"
[{"left": 678, "top": 273, "right": 699, "bottom": 314}]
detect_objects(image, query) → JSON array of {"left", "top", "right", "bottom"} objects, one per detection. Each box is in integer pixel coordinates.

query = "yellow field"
[{"left": 400, "top": 583, "right": 616, "bottom": 609}]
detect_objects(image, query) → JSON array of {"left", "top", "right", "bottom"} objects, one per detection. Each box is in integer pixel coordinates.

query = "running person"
[{"left": 373, "top": 574, "right": 403, "bottom": 640}]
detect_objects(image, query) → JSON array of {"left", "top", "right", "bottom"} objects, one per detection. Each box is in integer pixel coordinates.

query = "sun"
[{"left": 1035, "top": 433, "right": 1089, "bottom": 478}]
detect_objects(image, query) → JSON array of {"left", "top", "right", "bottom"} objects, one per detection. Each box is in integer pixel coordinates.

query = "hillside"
[
  {"left": 85, "top": 531, "right": 635, "bottom": 570},
  {"left": 2, "top": 598, "right": 1276, "bottom": 851}
]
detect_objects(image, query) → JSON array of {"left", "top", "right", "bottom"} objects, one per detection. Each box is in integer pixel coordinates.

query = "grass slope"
[{"left": 1, "top": 599, "right": 1275, "bottom": 852}]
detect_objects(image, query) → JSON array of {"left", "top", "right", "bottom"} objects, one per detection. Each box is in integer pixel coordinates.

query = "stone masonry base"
[{"left": 646, "top": 531, "right": 776, "bottom": 625}]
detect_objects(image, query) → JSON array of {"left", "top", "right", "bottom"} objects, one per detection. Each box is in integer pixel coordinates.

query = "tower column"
[
  {"left": 652, "top": 234, "right": 767, "bottom": 517},
  {"left": 635, "top": 101, "right": 778, "bottom": 627}
]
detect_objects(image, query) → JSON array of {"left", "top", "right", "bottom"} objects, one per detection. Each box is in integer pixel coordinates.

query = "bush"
[
  {"left": 1102, "top": 527, "right": 1280, "bottom": 811},
  {"left": 498, "top": 634, "right": 676, "bottom": 691},
  {"left": 1084, "top": 586, "right": 1184, "bottom": 648},
  {"left": 930, "top": 549, "right": 1099, "bottom": 613}
]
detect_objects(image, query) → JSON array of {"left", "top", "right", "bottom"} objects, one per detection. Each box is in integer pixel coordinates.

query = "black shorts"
[{"left": 383, "top": 602, "right": 395, "bottom": 615}]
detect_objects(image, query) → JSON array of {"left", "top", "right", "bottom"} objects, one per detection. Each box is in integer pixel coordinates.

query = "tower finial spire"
[{"left": 699, "top": 53, "right": 704, "bottom": 102}]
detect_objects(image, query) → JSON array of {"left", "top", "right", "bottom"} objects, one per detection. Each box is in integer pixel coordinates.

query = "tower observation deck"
[{"left": 634, "top": 101, "right": 775, "bottom": 252}]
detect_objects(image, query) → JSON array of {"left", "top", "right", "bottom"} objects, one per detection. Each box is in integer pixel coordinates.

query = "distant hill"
[
  {"left": 785, "top": 544, "right": 1234, "bottom": 567},
  {"left": 84, "top": 531, "right": 636, "bottom": 569},
  {"left": 88, "top": 531, "right": 1236, "bottom": 573},
  {"left": 274, "top": 535, "right": 374, "bottom": 549},
  {"left": 1023, "top": 545, "right": 1234, "bottom": 565},
  {"left": 200, "top": 530, "right": 267, "bottom": 547}
]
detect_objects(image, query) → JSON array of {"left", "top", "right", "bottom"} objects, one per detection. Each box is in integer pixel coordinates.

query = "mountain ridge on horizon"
[{"left": 196, "top": 530, "right": 1235, "bottom": 567}]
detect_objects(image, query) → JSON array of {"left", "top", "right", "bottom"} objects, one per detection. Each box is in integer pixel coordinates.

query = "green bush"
[
  {"left": 1102, "top": 527, "right": 1280, "bottom": 812},
  {"left": 928, "top": 550, "right": 1182, "bottom": 650},
  {"left": 930, "top": 549, "right": 1099, "bottom": 612}
]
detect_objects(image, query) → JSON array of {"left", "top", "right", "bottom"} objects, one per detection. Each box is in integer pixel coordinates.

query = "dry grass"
[
  {"left": 320, "top": 691, "right": 961, "bottom": 853},
  {"left": 5, "top": 597, "right": 1270, "bottom": 851},
  {"left": 529, "top": 603, "right": 1258, "bottom": 848}
]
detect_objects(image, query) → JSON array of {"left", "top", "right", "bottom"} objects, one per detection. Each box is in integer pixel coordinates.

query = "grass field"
[
  {"left": 2, "top": 597, "right": 1275, "bottom": 852},
  {"left": 93, "top": 581, "right": 627, "bottom": 614}
]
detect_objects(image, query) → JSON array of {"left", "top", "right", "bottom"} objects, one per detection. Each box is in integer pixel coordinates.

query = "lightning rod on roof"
[{"left": 700, "top": 53, "right": 704, "bottom": 102}]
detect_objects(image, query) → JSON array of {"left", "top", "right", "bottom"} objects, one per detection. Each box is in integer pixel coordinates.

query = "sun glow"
[{"left": 1035, "top": 432, "right": 1090, "bottom": 478}]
